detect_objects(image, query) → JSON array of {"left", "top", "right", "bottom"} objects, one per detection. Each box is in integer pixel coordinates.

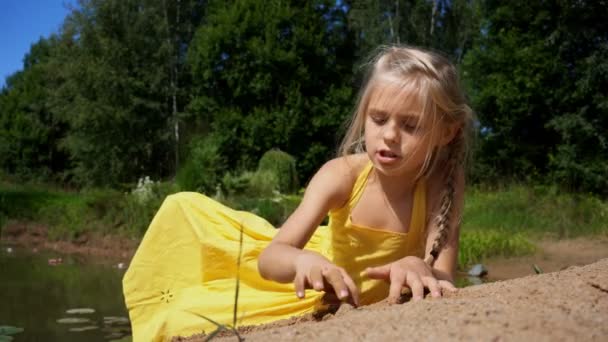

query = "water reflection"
[{"left": 0, "top": 244, "right": 131, "bottom": 341}]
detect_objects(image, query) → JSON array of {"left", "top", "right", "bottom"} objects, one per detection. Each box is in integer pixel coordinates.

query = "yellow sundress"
[{"left": 123, "top": 162, "right": 427, "bottom": 341}]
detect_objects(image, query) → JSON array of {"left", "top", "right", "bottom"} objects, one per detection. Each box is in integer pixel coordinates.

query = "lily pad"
[
  {"left": 0, "top": 326, "right": 23, "bottom": 335},
  {"left": 66, "top": 308, "right": 95, "bottom": 314},
  {"left": 57, "top": 317, "right": 91, "bottom": 324},
  {"left": 103, "top": 316, "right": 130, "bottom": 325},
  {"left": 69, "top": 325, "right": 99, "bottom": 332}
]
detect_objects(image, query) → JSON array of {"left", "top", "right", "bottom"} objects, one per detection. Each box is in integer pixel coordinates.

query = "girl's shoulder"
[
  {"left": 310, "top": 153, "right": 369, "bottom": 209},
  {"left": 320, "top": 153, "right": 369, "bottom": 184}
]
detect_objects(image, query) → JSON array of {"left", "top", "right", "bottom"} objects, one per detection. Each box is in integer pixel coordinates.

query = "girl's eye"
[
  {"left": 401, "top": 121, "right": 418, "bottom": 131},
  {"left": 371, "top": 116, "right": 387, "bottom": 125}
]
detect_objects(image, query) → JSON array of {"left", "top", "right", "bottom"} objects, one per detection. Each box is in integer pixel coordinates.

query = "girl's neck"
[{"left": 370, "top": 167, "right": 419, "bottom": 200}]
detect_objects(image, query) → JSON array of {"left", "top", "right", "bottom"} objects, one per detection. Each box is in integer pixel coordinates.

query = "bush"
[
  {"left": 258, "top": 149, "right": 298, "bottom": 194},
  {"left": 224, "top": 193, "right": 302, "bottom": 227},
  {"left": 176, "top": 135, "right": 226, "bottom": 194},
  {"left": 221, "top": 171, "right": 255, "bottom": 196},
  {"left": 248, "top": 170, "right": 279, "bottom": 197},
  {"left": 84, "top": 180, "right": 180, "bottom": 237}
]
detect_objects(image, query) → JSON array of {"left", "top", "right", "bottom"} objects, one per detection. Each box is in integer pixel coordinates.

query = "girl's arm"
[
  {"left": 258, "top": 156, "right": 362, "bottom": 283},
  {"left": 425, "top": 164, "right": 465, "bottom": 284}
]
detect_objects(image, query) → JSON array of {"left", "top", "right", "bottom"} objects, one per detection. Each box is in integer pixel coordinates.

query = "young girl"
[{"left": 123, "top": 45, "right": 473, "bottom": 341}]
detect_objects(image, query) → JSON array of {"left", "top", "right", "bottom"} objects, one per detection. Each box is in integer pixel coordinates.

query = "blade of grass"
[{"left": 233, "top": 221, "right": 244, "bottom": 329}]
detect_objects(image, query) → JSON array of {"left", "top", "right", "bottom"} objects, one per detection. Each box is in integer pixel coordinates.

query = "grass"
[
  {"left": 0, "top": 181, "right": 178, "bottom": 240},
  {"left": 1, "top": 181, "right": 607, "bottom": 268},
  {"left": 463, "top": 184, "right": 608, "bottom": 237},
  {"left": 459, "top": 184, "right": 608, "bottom": 266},
  {"left": 458, "top": 230, "right": 536, "bottom": 267}
]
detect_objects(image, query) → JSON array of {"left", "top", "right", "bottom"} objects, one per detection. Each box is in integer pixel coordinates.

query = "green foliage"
[
  {"left": 118, "top": 181, "right": 180, "bottom": 236},
  {"left": 221, "top": 170, "right": 280, "bottom": 198},
  {"left": 6, "top": 0, "right": 208, "bottom": 187},
  {"left": 187, "top": 0, "right": 354, "bottom": 178},
  {"left": 462, "top": 0, "right": 608, "bottom": 195},
  {"left": 348, "top": 0, "right": 481, "bottom": 62},
  {"left": 0, "top": 37, "right": 68, "bottom": 183},
  {"left": 0, "top": 0, "right": 606, "bottom": 197},
  {"left": 248, "top": 171, "right": 280, "bottom": 197},
  {"left": 258, "top": 149, "right": 299, "bottom": 193},
  {"left": 0, "top": 181, "right": 179, "bottom": 239},
  {"left": 223, "top": 193, "right": 301, "bottom": 227},
  {"left": 221, "top": 171, "right": 255, "bottom": 196},
  {"left": 176, "top": 135, "right": 227, "bottom": 194}
]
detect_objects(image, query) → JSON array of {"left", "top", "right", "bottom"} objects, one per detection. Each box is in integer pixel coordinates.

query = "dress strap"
[
  {"left": 343, "top": 160, "right": 427, "bottom": 234},
  {"left": 346, "top": 161, "right": 374, "bottom": 209},
  {"left": 409, "top": 178, "right": 427, "bottom": 234}
]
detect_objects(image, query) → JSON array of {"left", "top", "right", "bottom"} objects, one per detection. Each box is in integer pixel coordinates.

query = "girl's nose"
[{"left": 382, "top": 121, "right": 400, "bottom": 143}]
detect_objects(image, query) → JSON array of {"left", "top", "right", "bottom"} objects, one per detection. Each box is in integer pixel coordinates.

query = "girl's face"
[{"left": 363, "top": 82, "right": 446, "bottom": 178}]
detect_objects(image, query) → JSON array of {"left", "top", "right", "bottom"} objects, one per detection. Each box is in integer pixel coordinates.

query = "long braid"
[{"left": 424, "top": 131, "right": 464, "bottom": 266}]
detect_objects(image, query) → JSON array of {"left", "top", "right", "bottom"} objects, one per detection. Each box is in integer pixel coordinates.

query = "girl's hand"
[
  {"left": 293, "top": 252, "right": 360, "bottom": 307},
  {"left": 365, "top": 256, "right": 456, "bottom": 304}
]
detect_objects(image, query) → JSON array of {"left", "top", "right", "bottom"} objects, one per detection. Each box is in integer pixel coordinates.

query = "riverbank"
[
  {"left": 179, "top": 257, "right": 608, "bottom": 341},
  {"left": 1, "top": 220, "right": 138, "bottom": 264}
]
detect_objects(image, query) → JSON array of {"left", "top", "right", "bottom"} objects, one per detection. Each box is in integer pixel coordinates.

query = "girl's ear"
[{"left": 438, "top": 123, "right": 461, "bottom": 147}]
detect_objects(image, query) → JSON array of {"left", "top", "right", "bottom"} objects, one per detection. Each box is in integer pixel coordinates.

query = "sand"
[{"left": 180, "top": 258, "right": 608, "bottom": 341}]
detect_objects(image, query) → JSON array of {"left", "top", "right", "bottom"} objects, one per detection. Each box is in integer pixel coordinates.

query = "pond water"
[{"left": 0, "top": 244, "right": 131, "bottom": 341}]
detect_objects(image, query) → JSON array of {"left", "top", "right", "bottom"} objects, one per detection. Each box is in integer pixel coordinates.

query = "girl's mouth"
[{"left": 377, "top": 150, "right": 400, "bottom": 163}]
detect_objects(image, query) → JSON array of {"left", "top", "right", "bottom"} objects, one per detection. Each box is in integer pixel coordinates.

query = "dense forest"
[{"left": 1, "top": 0, "right": 607, "bottom": 196}]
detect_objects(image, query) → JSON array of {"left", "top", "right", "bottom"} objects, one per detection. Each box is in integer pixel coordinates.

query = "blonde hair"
[{"left": 338, "top": 45, "right": 474, "bottom": 266}]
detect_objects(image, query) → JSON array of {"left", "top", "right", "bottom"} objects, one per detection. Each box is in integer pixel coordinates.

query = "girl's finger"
[
  {"left": 365, "top": 264, "right": 391, "bottom": 280},
  {"left": 310, "top": 265, "right": 324, "bottom": 291},
  {"left": 406, "top": 271, "right": 424, "bottom": 301},
  {"left": 323, "top": 268, "right": 349, "bottom": 301},
  {"left": 423, "top": 276, "right": 441, "bottom": 298},
  {"left": 388, "top": 267, "right": 407, "bottom": 304},
  {"left": 294, "top": 273, "right": 306, "bottom": 299},
  {"left": 438, "top": 280, "right": 457, "bottom": 293},
  {"left": 339, "top": 269, "right": 360, "bottom": 306}
]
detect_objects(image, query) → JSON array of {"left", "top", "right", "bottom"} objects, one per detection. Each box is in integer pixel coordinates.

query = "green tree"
[
  {"left": 347, "top": 0, "right": 481, "bottom": 62},
  {"left": 187, "top": 0, "right": 356, "bottom": 178},
  {"left": 462, "top": 0, "right": 608, "bottom": 194},
  {"left": 0, "top": 37, "right": 68, "bottom": 181},
  {"left": 50, "top": 0, "right": 206, "bottom": 186}
]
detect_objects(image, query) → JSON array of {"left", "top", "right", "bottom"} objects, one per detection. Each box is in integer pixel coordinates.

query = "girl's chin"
[{"left": 371, "top": 159, "right": 405, "bottom": 175}]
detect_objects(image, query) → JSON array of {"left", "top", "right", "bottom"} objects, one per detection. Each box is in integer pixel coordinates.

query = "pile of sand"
[{"left": 181, "top": 258, "right": 607, "bottom": 341}]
